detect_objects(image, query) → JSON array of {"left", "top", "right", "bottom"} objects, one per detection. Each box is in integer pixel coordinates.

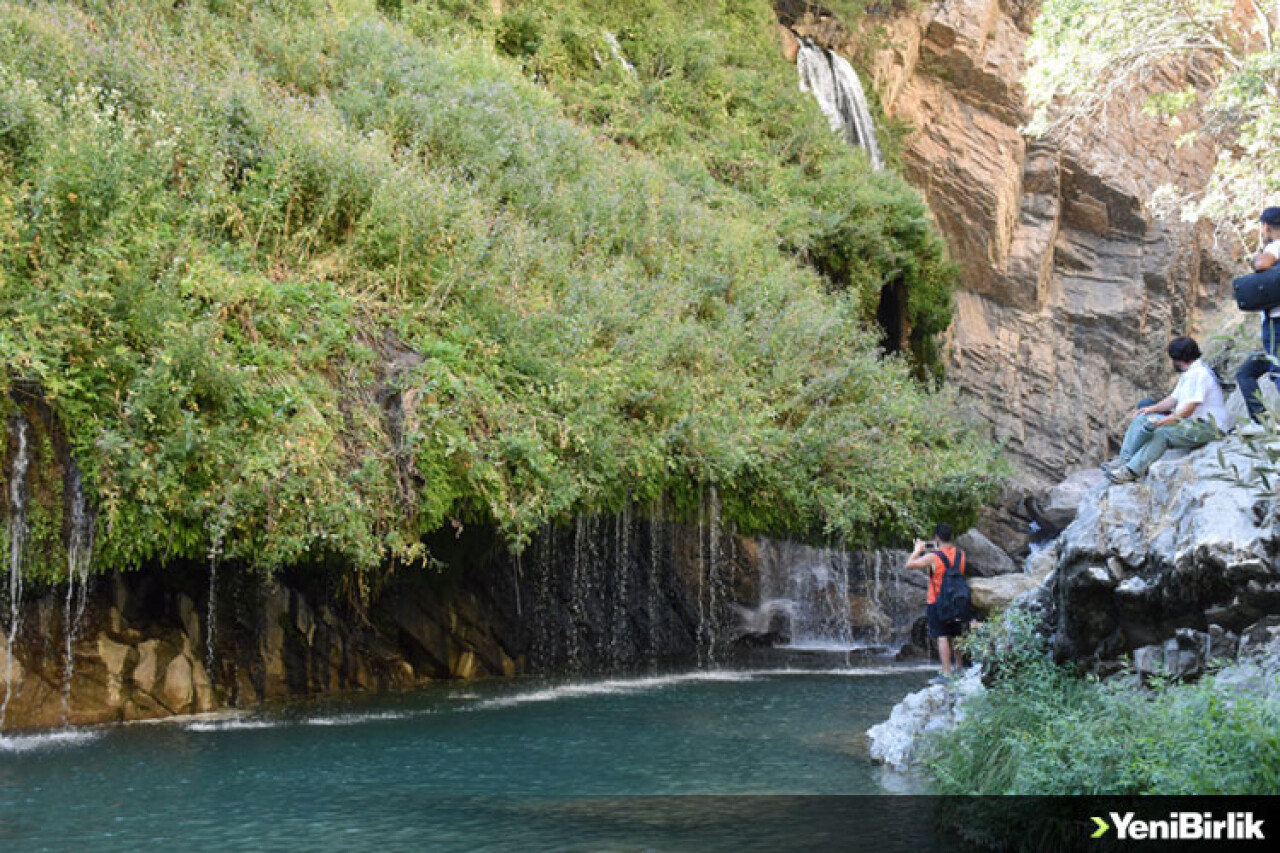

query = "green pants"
[{"left": 1119, "top": 415, "right": 1220, "bottom": 476}]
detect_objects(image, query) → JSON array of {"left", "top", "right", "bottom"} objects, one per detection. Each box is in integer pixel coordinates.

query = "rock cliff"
[{"left": 787, "top": 0, "right": 1230, "bottom": 492}]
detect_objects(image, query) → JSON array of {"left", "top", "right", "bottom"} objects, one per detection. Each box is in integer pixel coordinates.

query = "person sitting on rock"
[
  {"left": 1235, "top": 206, "right": 1280, "bottom": 427},
  {"left": 1102, "top": 336, "right": 1227, "bottom": 484},
  {"left": 904, "top": 523, "right": 969, "bottom": 682}
]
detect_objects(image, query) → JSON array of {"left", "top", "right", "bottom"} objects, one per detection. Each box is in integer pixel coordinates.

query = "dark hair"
[
  {"left": 934, "top": 522, "right": 954, "bottom": 543},
  {"left": 1167, "top": 336, "right": 1201, "bottom": 363},
  {"left": 1260, "top": 207, "right": 1280, "bottom": 227}
]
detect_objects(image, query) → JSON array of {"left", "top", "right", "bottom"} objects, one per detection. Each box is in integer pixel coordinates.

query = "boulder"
[
  {"left": 969, "top": 566, "right": 1053, "bottom": 615},
  {"left": 1040, "top": 468, "right": 1105, "bottom": 531},
  {"left": 1052, "top": 436, "right": 1280, "bottom": 664},
  {"left": 867, "top": 668, "right": 984, "bottom": 771},
  {"left": 1132, "top": 626, "right": 1238, "bottom": 681},
  {"left": 957, "top": 528, "right": 1018, "bottom": 577}
]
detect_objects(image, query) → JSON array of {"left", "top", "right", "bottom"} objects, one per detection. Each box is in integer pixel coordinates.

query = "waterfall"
[
  {"left": 519, "top": 497, "right": 739, "bottom": 674},
  {"left": 796, "top": 39, "right": 884, "bottom": 170},
  {"left": 744, "top": 539, "right": 857, "bottom": 650},
  {"left": 2, "top": 415, "right": 31, "bottom": 727},
  {"left": 61, "top": 461, "right": 94, "bottom": 724},
  {"left": 738, "top": 541, "right": 918, "bottom": 652}
]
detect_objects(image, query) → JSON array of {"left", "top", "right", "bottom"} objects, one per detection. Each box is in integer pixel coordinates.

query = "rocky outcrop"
[
  {"left": 788, "top": 1, "right": 1228, "bottom": 493},
  {"left": 867, "top": 667, "right": 984, "bottom": 771},
  {"left": 1050, "top": 436, "right": 1280, "bottom": 665}
]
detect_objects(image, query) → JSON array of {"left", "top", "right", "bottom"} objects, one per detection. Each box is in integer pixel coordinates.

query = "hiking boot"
[
  {"left": 1106, "top": 465, "right": 1138, "bottom": 484},
  {"left": 1099, "top": 458, "right": 1124, "bottom": 474},
  {"left": 1236, "top": 421, "right": 1267, "bottom": 437}
]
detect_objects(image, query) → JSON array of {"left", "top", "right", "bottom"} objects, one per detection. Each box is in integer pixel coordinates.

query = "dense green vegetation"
[
  {"left": 0, "top": 0, "right": 999, "bottom": 584},
  {"left": 926, "top": 610, "right": 1280, "bottom": 796}
]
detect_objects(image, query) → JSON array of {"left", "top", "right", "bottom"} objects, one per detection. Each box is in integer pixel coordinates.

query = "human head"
[
  {"left": 1167, "top": 336, "right": 1200, "bottom": 370},
  {"left": 933, "top": 522, "right": 953, "bottom": 543},
  {"left": 1260, "top": 207, "right": 1280, "bottom": 239}
]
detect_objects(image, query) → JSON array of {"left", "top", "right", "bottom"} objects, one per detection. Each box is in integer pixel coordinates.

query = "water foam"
[
  {"left": 302, "top": 712, "right": 410, "bottom": 727},
  {"left": 183, "top": 718, "right": 281, "bottom": 732},
  {"left": 0, "top": 729, "right": 101, "bottom": 753},
  {"left": 474, "top": 671, "right": 759, "bottom": 710}
]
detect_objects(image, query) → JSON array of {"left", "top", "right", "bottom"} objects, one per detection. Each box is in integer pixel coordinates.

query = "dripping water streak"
[
  {"left": 646, "top": 499, "right": 662, "bottom": 672},
  {"left": 61, "top": 463, "right": 94, "bottom": 724},
  {"left": 696, "top": 491, "right": 707, "bottom": 669},
  {"left": 206, "top": 554, "right": 218, "bottom": 687},
  {"left": 568, "top": 516, "right": 586, "bottom": 674},
  {"left": 706, "top": 486, "right": 724, "bottom": 666},
  {"left": 513, "top": 551, "right": 523, "bottom": 620},
  {"left": 2, "top": 417, "right": 31, "bottom": 727}
]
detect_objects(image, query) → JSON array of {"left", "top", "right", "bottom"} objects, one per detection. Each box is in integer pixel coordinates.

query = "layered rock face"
[{"left": 792, "top": 0, "right": 1227, "bottom": 491}]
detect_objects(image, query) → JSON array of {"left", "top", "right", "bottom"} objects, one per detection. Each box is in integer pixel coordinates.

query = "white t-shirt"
[
  {"left": 1258, "top": 239, "right": 1280, "bottom": 318},
  {"left": 1171, "top": 359, "right": 1228, "bottom": 428}
]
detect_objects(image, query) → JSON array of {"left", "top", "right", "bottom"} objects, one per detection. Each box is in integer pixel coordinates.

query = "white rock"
[{"left": 867, "top": 668, "right": 984, "bottom": 771}]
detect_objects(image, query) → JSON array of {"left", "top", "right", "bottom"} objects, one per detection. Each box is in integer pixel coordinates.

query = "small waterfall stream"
[
  {"left": 739, "top": 540, "right": 916, "bottom": 653},
  {"left": 796, "top": 39, "right": 883, "bottom": 169},
  {"left": 60, "top": 462, "right": 94, "bottom": 723},
  {"left": 2, "top": 415, "right": 31, "bottom": 728}
]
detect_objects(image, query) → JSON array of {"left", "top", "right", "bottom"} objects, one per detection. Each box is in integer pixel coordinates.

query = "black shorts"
[{"left": 927, "top": 603, "right": 964, "bottom": 639}]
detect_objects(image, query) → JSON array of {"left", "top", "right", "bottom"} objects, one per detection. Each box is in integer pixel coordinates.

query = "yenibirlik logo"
[{"left": 1091, "top": 812, "right": 1265, "bottom": 841}]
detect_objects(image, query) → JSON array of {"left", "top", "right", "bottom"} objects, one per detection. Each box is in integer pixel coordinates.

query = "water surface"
[{"left": 1, "top": 663, "right": 953, "bottom": 851}]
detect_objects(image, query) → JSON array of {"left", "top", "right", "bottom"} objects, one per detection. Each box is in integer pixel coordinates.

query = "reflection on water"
[{"left": 0, "top": 664, "right": 950, "bottom": 851}]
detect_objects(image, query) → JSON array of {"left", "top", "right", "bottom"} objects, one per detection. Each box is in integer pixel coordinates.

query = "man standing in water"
[{"left": 905, "top": 523, "right": 968, "bottom": 683}]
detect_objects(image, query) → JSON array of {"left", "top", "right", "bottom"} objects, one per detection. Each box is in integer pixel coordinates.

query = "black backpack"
[{"left": 934, "top": 548, "right": 971, "bottom": 625}]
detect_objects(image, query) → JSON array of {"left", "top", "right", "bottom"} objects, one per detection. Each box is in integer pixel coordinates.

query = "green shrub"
[
  {"left": 926, "top": 609, "right": 1280, "bottom": 795},
  {"left": 0, "top": 0, "right": 1000, "bottom": 587}
]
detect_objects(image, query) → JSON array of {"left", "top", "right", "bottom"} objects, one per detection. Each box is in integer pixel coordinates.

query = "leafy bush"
[
  {"left": 926, "top": 608, "right": 1280, "bottom": 795},
  {"left": 0, "top": 0, "right": 1000, "bottom": 587}
]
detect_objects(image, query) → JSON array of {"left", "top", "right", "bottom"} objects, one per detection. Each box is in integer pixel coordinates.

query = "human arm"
[
  {"left": 1148, "top": 400, "right": 1197, "bottom": 428},
  {"left": 1135, "top": 395, "right": 1177, "bottom": 417},
  {"left": 1253, "top": 239, "right": 1280, "bottom": 271},
  {"left": 904, "top": 539, "right": 936, "bottom": 571}
]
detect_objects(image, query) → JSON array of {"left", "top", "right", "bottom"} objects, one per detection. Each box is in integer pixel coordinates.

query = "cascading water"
[
  {"left": 747, "top": 539, "right": 857, "bottom": 651},
  {"left": 646, "top": 500, "right": 665, "bottom": 672},
  {"left": 204, "top": 502, "right": 231, "bottom": 691},
  {"left": 737, "top": 540, "right": 919, "bottom": 653},
  {"left": 522, "top": 502, "right": 720, "bottom": 675},
  {"left": 2, "top": 415, "right": 31, "bottom": 728},
  {"left": 796, "top": 39, "right": 883, "bottom": 170},
  {"left": 695, "top": 486, "right": 729, "bottom": 668},
  {"left": 61, "top": 461, "right": 94, "bottom": 724},
  {"left": 609, "top": 506, "right": 631, "bottom": 670}
]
